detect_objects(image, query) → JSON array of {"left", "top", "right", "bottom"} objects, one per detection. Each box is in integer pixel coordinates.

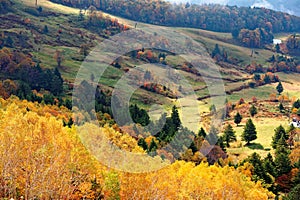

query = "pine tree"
[
  {"left": 171, "top": 105, "right": 181, "bottom": 130},
  {"left": 242, "top": 119, "right": 257, "bottom": 145},
  {"left": 130, "top": 104, "right": 150, "bottom": 126},
  {"left": 189, "top": 141, "right": 198, "bottom": 153},
  {"left": 276, "top": 82, "right": 284, "bottom": 94},
  {"left": 263, "top": 74, "right": 271, "bottom": 84},
  {"left": 277, "top": 135, "right": 288, "bottom": 148},
  {"left": 50, "top": 74, "right": 63, "bottom": 95},
  {"left": 272, "top": 125, "right": 287, "bottom": 149},
  {"left": 248, "top": 152, "right": 270, "bottom": 182},
  {"left": 148, "top": 139, "right": 158, "bottom": 155},
  {"left": 234, "top": 112, "right": 242, "bottom": 126},
  {"left": 198, "top": 127, "right": 207, "bottom": 138},
  {"left": 283, "top": 184, "right": 300, "bottom": 200},
  {"left": 254, "top": 74, "right": 261, "bottom": 81},
  {"left": 268, "top": 55, "right": 275, "bottom": 62},
  {"left": 231, "top": 29, "right": 239, "bottom": 39},
  {"left": 217, "top": 136, "right": 226, "bottom": 152},
  {"left": 37, "top": 6, "right": 43, "bottom": 13},
  {"left": 211, "top": 44, "right": 221, "bottom": 58},
  {"left": 65, "top": 117, "right": 73, "bottom": 128},
  {"left": 278, "top": 103, "right": 284, "bottom": 112},
  {"left": 223, "top": 124, "right": 236, "bottom": 147},
  {"left": 249, "top": 105, "right": 258, "bottom": 117},
  {"left": 293, "top": 99, "right": 300, "bottom": 109},
  {"left": 274, "top": 143, "right": 292, "bottom": 177},
  {"left": 54, "top": 67, "right": 63, "bottom": 82},
  {"left": 275, "top": 43, "right": 281, "bottom": 53},
  {"left": 64, "top": 99, "right": 72, "bottom": 110},
  {"left": 263, "top": 153, "right": 276, "bottom": 177},
  {"left": 43, "top": 25, "right": 48, "bottom": 34},
  {"left": 138, "top": 138, "right": 148, "bottom": 151}
]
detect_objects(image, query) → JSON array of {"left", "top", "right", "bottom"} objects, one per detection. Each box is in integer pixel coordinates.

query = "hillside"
[
  {"left": 50, "top": 0, "right": 300, "bottom": 33},
  {"left": 0, "top": 0, "right": 299, "bottom": 149},
  {"left": 0, "top": 0, "right": 300, "bottom": 199},
  {"left": 0, "top": 0, "right": 298, "bottom": 142}
]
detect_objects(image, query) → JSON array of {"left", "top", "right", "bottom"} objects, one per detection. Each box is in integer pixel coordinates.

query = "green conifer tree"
[
  {"left": 223, "top": 124, "right": 236, "bottom": 147},
  {"left": 276, "top": 82, "right": 284, "bottom": 94},
  {"left": 234, "top": 112, "right": 242, "bottom": 126},
  {"left": 242, "top": 119, "right": 257, "bottom": 145}
]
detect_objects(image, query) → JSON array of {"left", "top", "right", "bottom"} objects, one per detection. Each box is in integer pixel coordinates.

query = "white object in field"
[
  {"left": 273, "top": 39, "right": 282, "bottom": 44},
  {"left": 290, "top": 121, "right": 300, "bottom": 128}
]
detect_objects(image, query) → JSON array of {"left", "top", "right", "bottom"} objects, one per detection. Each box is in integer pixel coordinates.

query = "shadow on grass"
[
  {"left": 236, "top": 124, "right": 245, "bottom": 128},
  {"left": 245, "top": 143, "right": 264, "bottom": 150}
]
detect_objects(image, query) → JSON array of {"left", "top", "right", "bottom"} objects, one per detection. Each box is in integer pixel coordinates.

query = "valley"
[{"left": 0, "top": 0, "right": 299, "bottom": 199}]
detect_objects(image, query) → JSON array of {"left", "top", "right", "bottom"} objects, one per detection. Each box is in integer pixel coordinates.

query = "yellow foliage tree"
[
  {"left": 0, "top": 98, "right": 107, "bottom": 199},
  {"left": 120, "top": 161, "right": 274, "bottom": 199},
  {"left": 0, "top": 98, "right": 276, "bottom": 199}
]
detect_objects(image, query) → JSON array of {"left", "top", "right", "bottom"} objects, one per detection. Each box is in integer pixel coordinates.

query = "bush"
[{"left": 248, "top": 81, "right": 256, "bottom": 88}]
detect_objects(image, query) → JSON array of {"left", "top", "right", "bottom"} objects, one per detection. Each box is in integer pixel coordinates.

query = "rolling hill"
[{"left": 0, "top": 0, "right": 300, "bottom": 199}]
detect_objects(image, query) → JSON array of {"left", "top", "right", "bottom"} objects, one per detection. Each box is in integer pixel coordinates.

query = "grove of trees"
[
  {"left": 0, "top": 97, "right": 277, "bottom": 199},
  {"left": 50, "top": 0, "right": 300, "bottom": 34},
  {"left": 0, "top": 48, "right": 63, "bottom": 96}
]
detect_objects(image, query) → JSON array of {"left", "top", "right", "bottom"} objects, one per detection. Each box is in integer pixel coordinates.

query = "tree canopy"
[{"left": 50, "top": 0, "right": 300, "bottom": 34}]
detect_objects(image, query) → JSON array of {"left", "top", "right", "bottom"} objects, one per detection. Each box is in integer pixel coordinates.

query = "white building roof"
[{"left": 273, "top": 39, "right": 282, "bottom": 45}]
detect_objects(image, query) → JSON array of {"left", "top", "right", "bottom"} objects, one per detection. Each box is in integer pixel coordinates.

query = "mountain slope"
[
  {"left": 3, "top": 0, "right": 300, "bottom": 106},
  {"left": 0, "top": 2, "right": 299, "bottom": 199},
  {"left": 169, "top": 0, "right": 300, "bottom": 16},
  {"left": 50, "top": 0, "right": 300, "bottom": 33}
]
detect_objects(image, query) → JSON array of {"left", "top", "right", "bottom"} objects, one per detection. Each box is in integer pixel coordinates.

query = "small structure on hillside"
[
  {"left": 273, "top": 39, "right": 282, "bottom": 45},
  {"left": 290, "top": 118, "right": 300, "bottom": 128}
]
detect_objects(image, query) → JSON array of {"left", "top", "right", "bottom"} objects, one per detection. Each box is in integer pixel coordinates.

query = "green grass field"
[
  {"left": 227, "top": 84, "right": 277, "bottom": 102},
  {"left": 226, "top": 117, "right": 290, "bottom": 160},
  {"left": 32, "top": 45, "right": 82, "bottom": 80},
  {"left": 179, "top": 28, "right": 275, "bottom": 66},
  {"left": 276, "top": 72, "right": 300, "bottom": 99}
]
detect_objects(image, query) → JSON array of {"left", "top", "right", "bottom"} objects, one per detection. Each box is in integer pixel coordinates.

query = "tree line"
[
  {"left": 0, "top": 0, "right": 12, "bottom": 14},
  {"left": 50, "top": 0, "right": 300, "bottom": 34},
  {"left": 0, "top": 48, "right": 63, "bottom": 95}
]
